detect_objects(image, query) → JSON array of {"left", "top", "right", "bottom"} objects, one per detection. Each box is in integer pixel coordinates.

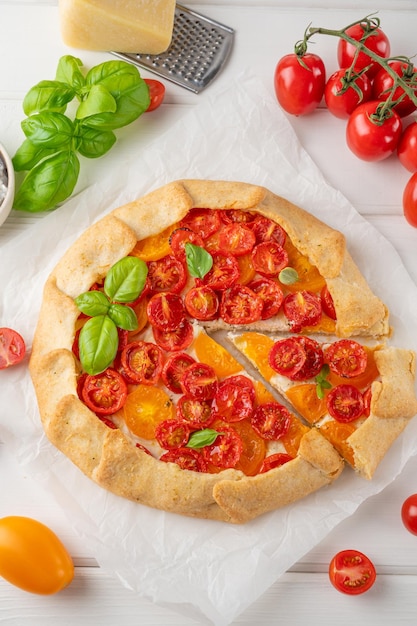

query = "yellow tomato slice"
[
  {"left": 232, "top": 332, "right": 275, "bottom": 380},
  {"left": 253, "top": 380, "right": 276, "bottom": 405},
  {"left": 285, "top": 383, "right": 328, "bottom": 424},
  {"left": 236, "top": 253, "right": 256, "bottom": 285},
  {"left": 280, "top": 415, "right": 310, "bottom": 457},
  {"left": 193, "top": 333, "right": 243, "bottom": 378},
  {"left": 233, "top": 419, "right": 266, "bottom": 476},
  {"left": 128, "top": 298, "right": 149, "bottom": 336},
  {"left": 129, "top": 224, "right": 178, "bottom": 262},
  {"left": 123, "top": 384, "right": 174, "bottom": 439},
  {"left": 284, "top": 239, "right": 326, "bottom": 293},
  {"left": 319, "top": 420, "right": 356, "bottom": 466}
]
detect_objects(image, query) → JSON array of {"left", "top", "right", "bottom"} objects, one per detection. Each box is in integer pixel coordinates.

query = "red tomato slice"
[
  {"left": 147, "top": 292, "right": 186, "bottom": 331},
  {"left": 160, "top": 447, "right": 207, "bottom": 472},
  {"left": 162, "top": 352, "right": 196, "bottom": 393},
  {"left": 320, "top": 285, "right": 337, "bottom": 320},
  {"left": 81, "top": 368, "right": 128, "bottom": 415},
  {"left": 401, "top": 494, "right": 417, "bottom": 535},
  {"left": 269, "top": 336, "right": 324, "bottom": 381},
  {"left": 218, "top": 223, "right": 256, "bottom": 257},
  {"left": 169, "top": 227, "right": 205, "bottom": 261},
  {"left": 147, "top": 254, "right": 187, "bottom": 294},
  {"left": 155, "top": 419, "right": 190, "bottom": 450},
  {"left": 327, "top": 384, "right": 365, "bottom": 422},
  {"left": 184, "top": 285, "right": 219, "bottom": 320},
  {"left": 251, "top": 402, "right": 291, "bottom": 440},
  {"left": 179, "top": 208, "right": 222, "bottom": 240},
  {"left": 120, "top": 341, "right": 163, "bottom": 385},
  {"left": 0, "top": 328, "right": 26, "bottom": 369},
  {"left": 213, "top": 376, "right": 255, "bottom": 423},
  {"left": 220, "top": 209, "right": 256, "bottom": 224},
  {"left": 201, "top": 252, "right": 240, "bottom": 290},
  {"left": 176, "top": 396, "right": 214, "bottom": 428},
  {"left": 251, "top": 241, "right": 289, "bottom": 277},
  {"left": 233, "top": 419, "right": 266, "bottom": 476},
  {"left": 259, "top": 452, "right": 293, "bottom": 473},
  {"left": 324, "top": 339, "right": 368, "bottom": 378},
  {"left": 202, "top": 427, "right": 243, "bottom": 468},
  {"left": 283, "top": 290, "right": 322, "bottom": 332},
  {"left": 329, "top": 550, "right": 376, "bottom": 595},
  {"left": 152, "top": 319, "right": 194, "bottom": 352},
  {"left": 247, "top": 278, "right": 284, "bottom": 320},
  {"left": 291, "top": 336, "right": 324, "bottom": 381},
  {"left": 220, "top": 285, "right": 263, "bottom": 325},
  {"left": 180, "top": 362, "right": 218, "bottom": 400},
  {"left": 144, "top": 78, "right": 165, "bottom": 112},
  {"left": 250, "top": 215, "right": 287, "bottom": 246}
]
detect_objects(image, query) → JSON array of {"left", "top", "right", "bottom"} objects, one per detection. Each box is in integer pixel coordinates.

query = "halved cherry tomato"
[
  {"left": 269, "top": 337, "right": 307, "bottom": 379},
  {"left": 176, "top": 396, "right": 214, "bottom": 428},
  {"left": 220, "top": 285, "right": 263, "bottom": 325},
  {"left": 0, "top": 328, "right": 26, "bottom": 369},
  {"left": 160, "top": 447, "right": 207, "bottom": 472},
  {"left": 250, "top": 215, "right": 286, "bottom": 246},
  {"left": 324, "top": 339, "right": 367, "bottom": 378},
  {"left": 324, "top": 69, "right": 372, "bottom": 119},
  {"left": 259, "top": 453, "right": 293, "bottom": 473},
  {"left": 220, "top": 209, "right": 256, "bottom": 224},
  {"left": 247, "top": 278, "right": 284, "bottom": 320},
  {"left": 147, "top": 292, "right": 186, "bottom": 331},
  {"left": 201, "top": 252, "right": 240, "bottom": 290},
  {"left": 251, "top": 402, "right": 291, "bottom": 440},
  {"left": 274, "top": 53, "right": 326, "bottom": 116},
  {"left": 251, "top": 241, "right": 289, "bottom": 277},
  {"left": 213, "top": 376, "right": 255, "bottom": 422},
  {"left": 320, "top": 285, "right": 337, "bottom": 320},
  {"left": 82, "top": 368, "right": 128, "bottom": 415},
  {"left": 144, "top": 78, "right": 165, "bottom": 112},
  {"left": 401, "top": 494, "right": 417, "bottom": 535},
  {"left": 327, "top": 384, "right": 364, "bottom": 422},
  {"left": 193, "top": 332, "right": 243, "bottom": 378},
  {"left": 123, "top": 384, "right": 175, "bottom": 439},
  {"left": 233, "top": 419, "right": 266, "bottom": 476},
  {"left": 346, "top": 100, "right": 402, "bottom": 162},
  {"left": 120, "top": 341, "right": 163, "bottom": 385},
  {"left": 184, "top": 285, "right": 219, "bottom": 320},
  {"left": 218, "top": 223, "right": 256, "bottom": 256},
  {"left": 180, "top": 362, "right": 218, "bottom": 400},
  {"left": 147, "top": 254, "right": 187, "bottom": 294},
  {"left": 372, "top": 61, "right": 417, "bottom": 118},
  {"left": 179, "top": 208, "right": 221, "bottom": 239},
  {"left": 288, "top": 336, "right": 324, "bottom": 381},
  {"left": 169, "top": 227, "right": 205, "bottom": 261},
  {"left": 0, "top": 516, "right": 74, "bottom": 595},
  {"left": 337, "top": 23, "right": 390, "bottom": 79},
  {"left": 162, "top": 352, "right": 196, "bottom": 393},
  {"left": 155, "top": 419, "right": 190, "bottom": 449},
  {"left": 283, "top": 290, "right": 322, "bottom": 332},
  {"left": 329, "top": 549, "right": 376, "bottom": 595},
  {"left": 403, "top": 171, "right": 417, "bottom": 227},
  {"left": 202, "top": 426, "right": 243, "bottom": 468},
  {"left": 152, "top": 319, "right": 194, "bottom": 352}
]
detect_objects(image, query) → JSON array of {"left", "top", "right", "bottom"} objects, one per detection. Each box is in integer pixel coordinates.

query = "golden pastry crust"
[{"left": 30, "top": 180, "right": 401, "bottom": 523}]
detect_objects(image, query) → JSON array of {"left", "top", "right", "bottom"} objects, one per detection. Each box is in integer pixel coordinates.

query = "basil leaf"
[
  {"left": 21, "top": 112, "right": 74, "bottom": 148},
  {"left": 104, "top": 256, "right": 148, "bottom": 303},
  {"left": 55, "top": 55, "right": 85, "bottom": 92},
  {"left": 315, "top": 364, "right": 332, "bottom": 399},
  {"left": 12, "top": 139, "right": 56, "bottom": 172},
  {"left": 185, "top": 243, "right": 213, "bottom": 279},
  {"left": 13, "top": 150, "right": 80, "bottom": 212},
  {"left": 75, "top": 291, "right": 110, "bottom": 317},
  {"left": 23, "top": 80, "right": 75, "bottom": 116},
  {"left": 76, "top": 84, "right": 117, "bottom": 119},
  {"left": 75, "top": 123, "right": 116, "bottom": 158},
  {"left": 78, "top": 315, "right": 119, "bottom": 375},
  {"left": 108, "top": 304, "right": 138, "bottom": 331},
  {"left": 186, "top": 428, "right": 220, "bottom": 449},
  {"left": 279, "top": 267, "right": 299, "bottom": 285}
]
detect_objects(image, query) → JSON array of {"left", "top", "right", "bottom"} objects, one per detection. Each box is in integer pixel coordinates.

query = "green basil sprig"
[
  {"left": 186, "top": 428, "right": 221, "bottom": 449},
  {"left": 75, "top": 256, "right": 148, "bottom": 375},
  {"left": 185, "top": 243, "right": 213, "bottom": 279},
  {"left": 13, "top": 55, "right": 150, "bottom": 212},
  {"left": 315, "top": 364, "right": 332, "bottom": 399}
]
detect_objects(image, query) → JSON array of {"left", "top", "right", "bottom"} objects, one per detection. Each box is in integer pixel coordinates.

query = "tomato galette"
[{"left": 29, "top": 180, "right": 417, "bottom": 524}]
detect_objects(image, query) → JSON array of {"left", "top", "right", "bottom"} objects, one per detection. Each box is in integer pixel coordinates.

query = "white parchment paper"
[{"left": 1, "top": 75, "right": 417, "bottom": 625}]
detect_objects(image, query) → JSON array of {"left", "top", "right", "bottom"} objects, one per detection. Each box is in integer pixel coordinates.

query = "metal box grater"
[{"left": 111, "top": 4, "right": 234, "bottom": 94}]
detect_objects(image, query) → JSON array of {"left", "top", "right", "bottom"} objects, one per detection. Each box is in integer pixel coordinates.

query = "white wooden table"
[{"left": 1, "top": 1, "right": 417, "bottom": 624}]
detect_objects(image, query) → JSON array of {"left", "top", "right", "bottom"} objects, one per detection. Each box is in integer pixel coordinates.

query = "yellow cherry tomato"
[{"left": 0, "top": 516, "right": 74, "bottom": 594}]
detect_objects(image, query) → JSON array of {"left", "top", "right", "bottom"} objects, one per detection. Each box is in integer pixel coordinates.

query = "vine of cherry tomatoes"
[{"left": 273, "top": 16, "right": 417, "bottom": 228}]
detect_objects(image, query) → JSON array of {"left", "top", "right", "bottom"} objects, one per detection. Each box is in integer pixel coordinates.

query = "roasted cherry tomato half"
[
  {"left": 176, "top": 396, "right": 214, "bottom": 428},
  {"left": 144, "top": 78, "right": 165, "bottom": 112},
  {"left": 220, "top": 284, "right": 263, "bottom": 325},
  {"left": 337, "top": 23, "right": 390, "bottom": 79},
  {"left": 283, "top": 290, "right": 322, "bottom": 332},
  {"left": 180, "top": 362, "right": 218, "bottom": 400},
  {"left": 218, "top": 223, "right": 256, "bottom": 256},
  {"left": 146, "top": 254, "right": 187, "bottom": 294},
  {"left": 402, "top": 172, "right": 417, "bottom": 228},
  {"left": 247, "top": 278, "right": 284, "bottom": 320},
  {"left": 346, "top": 100, "right": 402, "bottom": 162},
  {"left": 401, "top": 494, "right": 417, "bottom": 535},
  {"left": 251, "top": 241, "right": 289, "bottom": 277},
  {"left": 81, "top": 368, "right": 128, "bottom": 415},
  {"left": 259, "top": 452, "right": 293, "bottom": 473},
  {"left": 324, "top": 69, "right": 372, "bottom": 119},
  {"left": 329, "top": 549, "right": 376, "bottom": 595},
  {"left": 179, "top": 208, "right": 222, "bottom": 240},
  {"left": 326, "top": 384, "right": 364, "bottom": 423},
  {"left": 0, "top": 516, "right": 74, "bottom": 595},
  {"left": 155, "top": 419, "right": 190, "bottom": 450},
  {"left": 184, "top": 285, "right": 219, "bottom": 321},
  {"left": 160, "top": 447, "right": 207, "bottom": 472},
  {"left": 274, "top": 53, "right": 326, "bottom": 116},
  {"left": 0, "top": 328, "right": 26, "bottom": 369},
  {"left": 251, "top": 402, "right": 291, "bottom": 440},
  {"left": 120, "top": 341, "right": 164, "bottom": 385},
  {"left": 324, "top": 339, "right": 368, "bottom": 378},
  {"left": 202, "top": 426, "right": 243, "bottom": 469},
  {"left": 162, "top": 352, "right": 196, "bottom": 393},
  {"left": 147, "top": 292, "right": 186, "bottom": 331},
  {"left": 169, "top": 227, "right": 205, "bottom": 261},
  {"left": 152, "top": 319, "right": 194, "bottom": 352},
  {"left": 398, "top": 123, "right": 417, "bottom": 173},
  {"left": 201, "top": 252, "right": 240, "bottom": 290},
  {"left": 213, "top": 375, "right": 255, "bottom": 423}
]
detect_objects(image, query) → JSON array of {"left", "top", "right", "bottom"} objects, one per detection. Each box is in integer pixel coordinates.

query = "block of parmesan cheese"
[{"left": 59, "top": 0, "right": 176, "bottom": 54}]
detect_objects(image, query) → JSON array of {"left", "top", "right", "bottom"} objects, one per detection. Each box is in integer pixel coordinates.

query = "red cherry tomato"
[
  {"left": 152, "top": 319, "right": 194, "bottom": 352},
  {"left": 176, "top": 396, "right": 214, "bottom": 428},
  {"left": 0, "top": 328, "right": 26, "bottom": 369},
  {"left": 403, "top": 172, "right": 417, "bottom": 227},
  {"left": 329, "top": 549, "right": 376, "bottom": 595},
  {"left": 162, "top": 352, "right": 196, "bottom": 393},
  {"left": 259, "top": 453, "right": 293, "bottom": 473},
  {"left": 398, "top": 123, "right": 417, "bottom": 172},
  {"left": 160, "top": 447, "right": 207, "bottom": 472},
  {"left": 155, "top": 419, "right": 190, "bottom": 450},
  {"left": 147, "top": 292, "right": 186, "bottom": 331},
  {"left": 324, "top": 69, "right": 372, "bottom": 119},
  {"left": 337, "top": 23, "right": 390, "bottom": 79},
  {"left": 274, "top": 53, "right": 326, "bottom": 116},
  {"left": 324, "top": 339, "right": 368, "bottom": 378},
  {"left": 247, "top": 278, "right": 284, "bottom": 320},
  {"left": 250, "top": 215, "right": 287, "bottom": 246},
  {"left": 213, "top": 376, "right": 255, "bottom": 423},
  {"left": 401, "top": 494, "right": 417, "bottom": 534},
  {"left": 283, "top": 290, "right": 322, "bottom": 332},
  {"left": 147, "top": 254, "right": 187, "bottom": 294},
  {"left": 251, "top": 402, "right": 291, "bottom": 440},
  {"left": 185, "top": 285, "right": 219, "bottom": 321},
  {"left": 144, "top": 78, "right": 165, "bottom": 112},
  {"left": 120, "top": 341, "right": 163, "bottom": 385},
  {"left": 346, "top": 101, "right": 402, "bottom": 162},
  {"left": 320, "top": 285, "right": 337, "bottom": 320},
  {"left": 218, "top": 223, "right": 256, "bottom": 256},
  {"left": 372, "top": 61, "right": 417, "bottom": 118},
  {"left": 81, "top": 368, "right": 128, "bottom": 415},
  {"left": 220, "top": 285, "right": 263, "bottom": 325},
  {"left": 179, "top": 208, "right": 222, "bottom": 240},
  {"left": 202, "top": 427, "right": 243, "bottom": 469},
  {"left": 251, "top": 241, "right": 289, "bottom": 277},
  {"left": 327, "top": 384, "right": 364, "bottom": 423},
  {"left": 201, "top": 252, "right": 240, "bottom": 290},
  {"left": 180, "top": 362, "right": 218, "bottom": 400}
]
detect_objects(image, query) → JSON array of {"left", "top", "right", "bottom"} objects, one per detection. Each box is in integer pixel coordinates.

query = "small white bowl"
[{"left": 0, "top": 142, "right": 15, "bottom": 227}]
